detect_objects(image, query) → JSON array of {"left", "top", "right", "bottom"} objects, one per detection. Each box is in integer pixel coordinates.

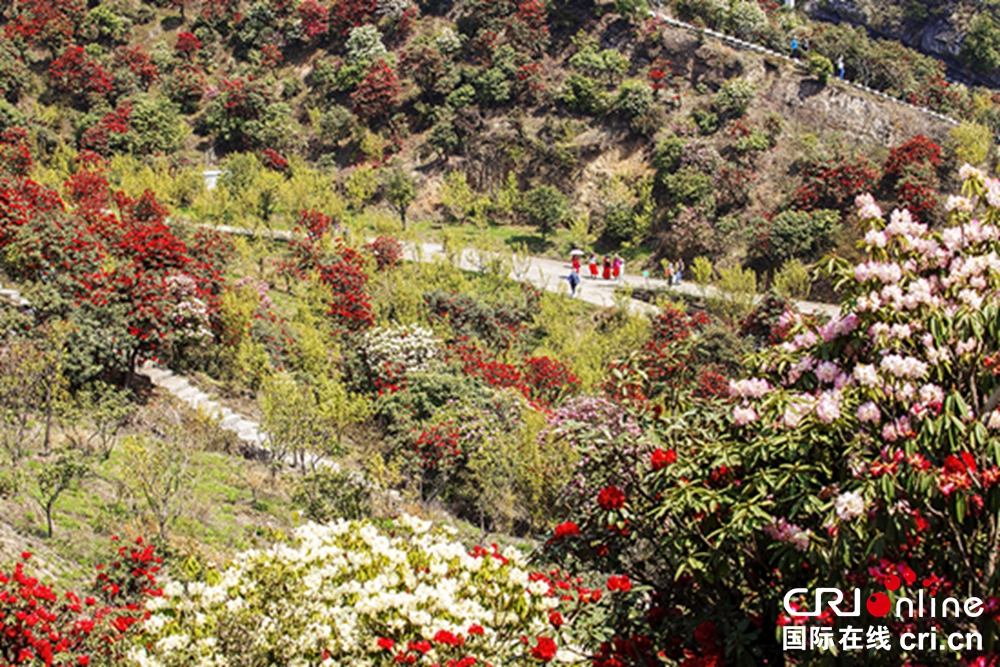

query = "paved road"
[
  {"left": 194, "top": 222, "right": 839, "bottom": 316},
  {"left": 406, "top": 242, "right": 839, "bottom": 317}
]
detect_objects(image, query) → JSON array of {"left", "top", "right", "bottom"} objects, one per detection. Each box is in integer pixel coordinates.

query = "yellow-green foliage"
[
  {"left": 494, "top": 171, "right": 520, "bottom": 218},
  {"left": 773, "top": 257, "right": 812, "bottom": 300},
  {"left": 281, "top": 158, "right": 346, "bottom": 219},
  {"left": 218, "top": 280, "right": 272, "bottom": 392},
  {"left": 345, "top": 164, "right": 379, "bottom": 210},
  {"left": 440, "top": 170, "right": 475, "bottom": 221},
  {"left": 32, "top": 142, "right": 77, "bottom": 191},
  {"left": 949, "top": 121, "right": 993, "bottom": 167},
  {"left": 107, "top": 155, "right": 205, "bottom": 209},
  {"left": 708, "top": 264, "right": 758, "bottom": 326},
  {"left": 530, "top": 292, "right": 650, "bottom": 389}
]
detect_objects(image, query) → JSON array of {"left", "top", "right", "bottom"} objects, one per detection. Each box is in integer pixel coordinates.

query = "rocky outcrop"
[{"left": 802, "top": 0, "right": 1000, "bottom": 87}]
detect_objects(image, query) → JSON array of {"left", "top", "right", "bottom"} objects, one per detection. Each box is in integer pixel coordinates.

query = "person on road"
[
  {"left": 837, "top": 54, "right": 845, "bottom": 80},
  {"left": 602, "top": 256, "right": 611, "bottom": 280},
  {"left": 567, "top": 269, "right": 581, "bottom": 297},
  {"left": 674, "top": 258, "right": 685, "bottom": 285},
  {"left": 571, "top": 252, "right": 581, "bottom": 274},
  {"left": 612, "top": 254, "right": 623, "bottom": 280},
  {"left": 791, "top": 37, "right": 799, "bottom": 59},
  {"left": 589, "top": 254, "right": 598, "bottom": 279}
]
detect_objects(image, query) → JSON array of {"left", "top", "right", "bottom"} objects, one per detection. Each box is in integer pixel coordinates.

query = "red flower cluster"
[
  {"left": 650, "top": 448, "right": 676, "bottom": 471},
  {"left": 175, "top": 32, "right": 202, "bottom": 57},
  {"left": 80, "top": 102, "right": 132, "bottom": 156},
  {"left": 3, "top": 0, "right": 85, "bottom": 51},
  {"left": 260, "top": 148, "right": 290, "bottom": 173},
  {"left": 0, "top": 540, "right": 159, "bottom": 666},
  {"left": 415, "top": 421, "right": 463, "bottom": 470},
  {"left": 298, "top": 0, "right": 330, "bottom": 38},
  {"left": 112, "top": 45, "right": 159, "bottom": 90},
  {"left": 364, "top": 235, "right": 403, "bottom": 272},
  {"left": 48, "top": 45, "right": 113, "bottom": 102},
  {"left": 607, "top": 574, "right": 631, "bottom": 592},
  {"left": 351, "top": 60, "right": 400, "bottom": 123},
  {"left": 597, "top": 485, "right": 626, "bottom": 511},
  {"left": 793, "top": 153, "right": 880, "bottom": 212}
]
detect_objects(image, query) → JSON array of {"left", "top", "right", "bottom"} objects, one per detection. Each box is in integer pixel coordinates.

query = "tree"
[
  {"left": 261, "top": 372, "right": 365, "bottom": 475},
  {"left": 961, "top": 13, "right": 1000, "bottom": 74},
  {"left": 122, "top": 433, "right": 193, "bottom": 543},
  {"left": 350, "top": 60, "right": 399, "bottom": 123},
  {"left": 385, "top": 168, "right": 417, "bottom": 230},
  {"left": 31, "top": 449, "right": 88, "bottom": 538},
  {"left": 520, "top": 185, "right": 567, "bottom": 241}
]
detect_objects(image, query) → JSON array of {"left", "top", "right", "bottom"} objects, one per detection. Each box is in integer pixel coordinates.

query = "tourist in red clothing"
[
  {"left": 588, "top": 254, "right": 598, "bottom": 278},
  {"left": 602, "top": 256, "right": 611, "bottom": 280}
]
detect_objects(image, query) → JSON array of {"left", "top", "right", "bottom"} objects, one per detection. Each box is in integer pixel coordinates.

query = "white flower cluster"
[
  {"left": 362, "top": 324, "right": 441, "bottom": 375},
  {"left": 345, "top": 25, "right": 387, "bottom": 65},
  {"left": 128, "top": 517, "right": 560, "bottom": 667}
]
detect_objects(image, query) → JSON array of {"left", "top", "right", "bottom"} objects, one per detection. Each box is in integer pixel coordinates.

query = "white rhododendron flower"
[{"left": 835, "top": 491, "right": 865, "bottom": 521}]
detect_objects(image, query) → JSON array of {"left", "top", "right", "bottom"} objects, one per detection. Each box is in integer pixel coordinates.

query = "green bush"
[
  {"left": 446, "top": 83, "right": 477, "bottom": 110},
  {"left": 129, "top": 94, "right": 185, "bottom": 155},
  {"left": 961, "top": 14, "right": 1000, "bottom": 74},
  {"left": 727, "top": 1, "right": 766, "bottom": 41},
  {"left": 615, "top": 79, "right": 654, "bottom": 118},
  {"left": 712, "top": 77, "right": 756, "bottom": 120},
  {"left": 691, "top": 108, "right": 719, "bottom": 134},
  {"left": 559, "top": 73, "right": 607, "bottom": 115},
  {"left": 807, "top": 53, "right": 834, "bottom": 84},
  {"left": 520, "top": 185, "right": 569, "bottom": 239},
  {"left": 749, "top": 208, "right": 841, "bottom": 267},
  {"left": 949, "top": 120, "right": 992, "bottom": 166},
  {"left": 292, "top": 467, "right": 373, "bottom": 522},
  {"left": 315, "top": 105, "right": 355, "bottom": 144}
]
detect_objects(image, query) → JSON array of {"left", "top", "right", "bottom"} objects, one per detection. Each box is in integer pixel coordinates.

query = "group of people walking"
[{"left": 566, "top": 250, "right": 624, "bottom": 297}]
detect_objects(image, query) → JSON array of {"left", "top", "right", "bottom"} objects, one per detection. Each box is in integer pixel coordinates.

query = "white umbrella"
[{"left": 569, "top": 249, "right": 586, "bottom": 256}]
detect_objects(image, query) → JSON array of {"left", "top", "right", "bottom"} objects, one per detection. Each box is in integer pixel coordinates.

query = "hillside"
[{"left": 2, "top": 0, "right": 995, "bottom": 277}]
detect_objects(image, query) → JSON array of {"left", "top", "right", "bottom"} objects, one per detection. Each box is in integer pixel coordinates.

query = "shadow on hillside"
[
  {"left": 798, "top": 79, "right": 825, "bottom": 100},
  {"left": 161, "top": 15, "right": 183, "bottom": 31},
  {"left": 503, "top": 234, "right": 549, "bottom": 254}
]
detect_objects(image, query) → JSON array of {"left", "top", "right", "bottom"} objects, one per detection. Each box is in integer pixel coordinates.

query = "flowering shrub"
[
  {"left": 351, "top": 60, "right": 399, "bottom": 123},
  {"left": 548, "top": 171, "right": 1000, "bottom": 664},
  {"left": 3, "top": 0, "right": 86, "bottom": 52},
  {"left": 883, "top": 135, "right": 943, "bottom": 221},
  {"left": 79, "top": 102, "right": 132, "bottom": 156},
  {"left": 260, "top": 147, "right": 290, "bottom": 173},
  {"left": 364, "top": 235, "right": 402, "bottom": 271},
  {"left": 173, "top": 32, "right": 202, "bottom": 59},
  {"left": 48, "top": 45, "right": 113, "bottom": 105},
  {"left": 203, "top": 76, "right": 289, "bottom": 149},
  {"left": 0, "top": 539, "right": 160, "bottom": 666},
  {"left": 111, "top": 45, "right": 159, "bottom": 93},
  {"left": 162, "top": 65, "right": 205, "bottom": 114},
  {"left": 521, "top": 356, "right": 580, "bottom": 405},
  {"left": 362, "top": 324, "right": 441, "bottom": 376},
  {"left": 315, "top": 241, "right": 374, "bottom": 334},
  {"left": 128, "top": 516, "right": 577, "bottom": 666},
  {"left": 793, "top": 151, "right": 881, "bottom": 212},
  {"left": 298, "top": 0, "right": 330, "bottom": 39}
]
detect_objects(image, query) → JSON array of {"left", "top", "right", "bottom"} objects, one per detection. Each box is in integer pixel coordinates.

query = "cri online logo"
[{"left": 783, "top": 567, "right": 985, "bottom": 619}]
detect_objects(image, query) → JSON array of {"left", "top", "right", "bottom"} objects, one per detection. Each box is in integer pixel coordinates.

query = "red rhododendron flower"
[
  {"left": 377, "top": 637, "right": 394, "bottom": 650},
  {"left": 554, "top": 521, "right": 580, "bottom": 539},
  {"left": 597, "top": 485, "right": 626, "bottom": 510},
  {"left": 651, "top": 448, "right": 677, "bottom": 470},
  {"left": 530, "top": 636, "right": 557, "bottom": 662},
  {"left": 607, "top": 575, "right": 632, "bottom": 592}
]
